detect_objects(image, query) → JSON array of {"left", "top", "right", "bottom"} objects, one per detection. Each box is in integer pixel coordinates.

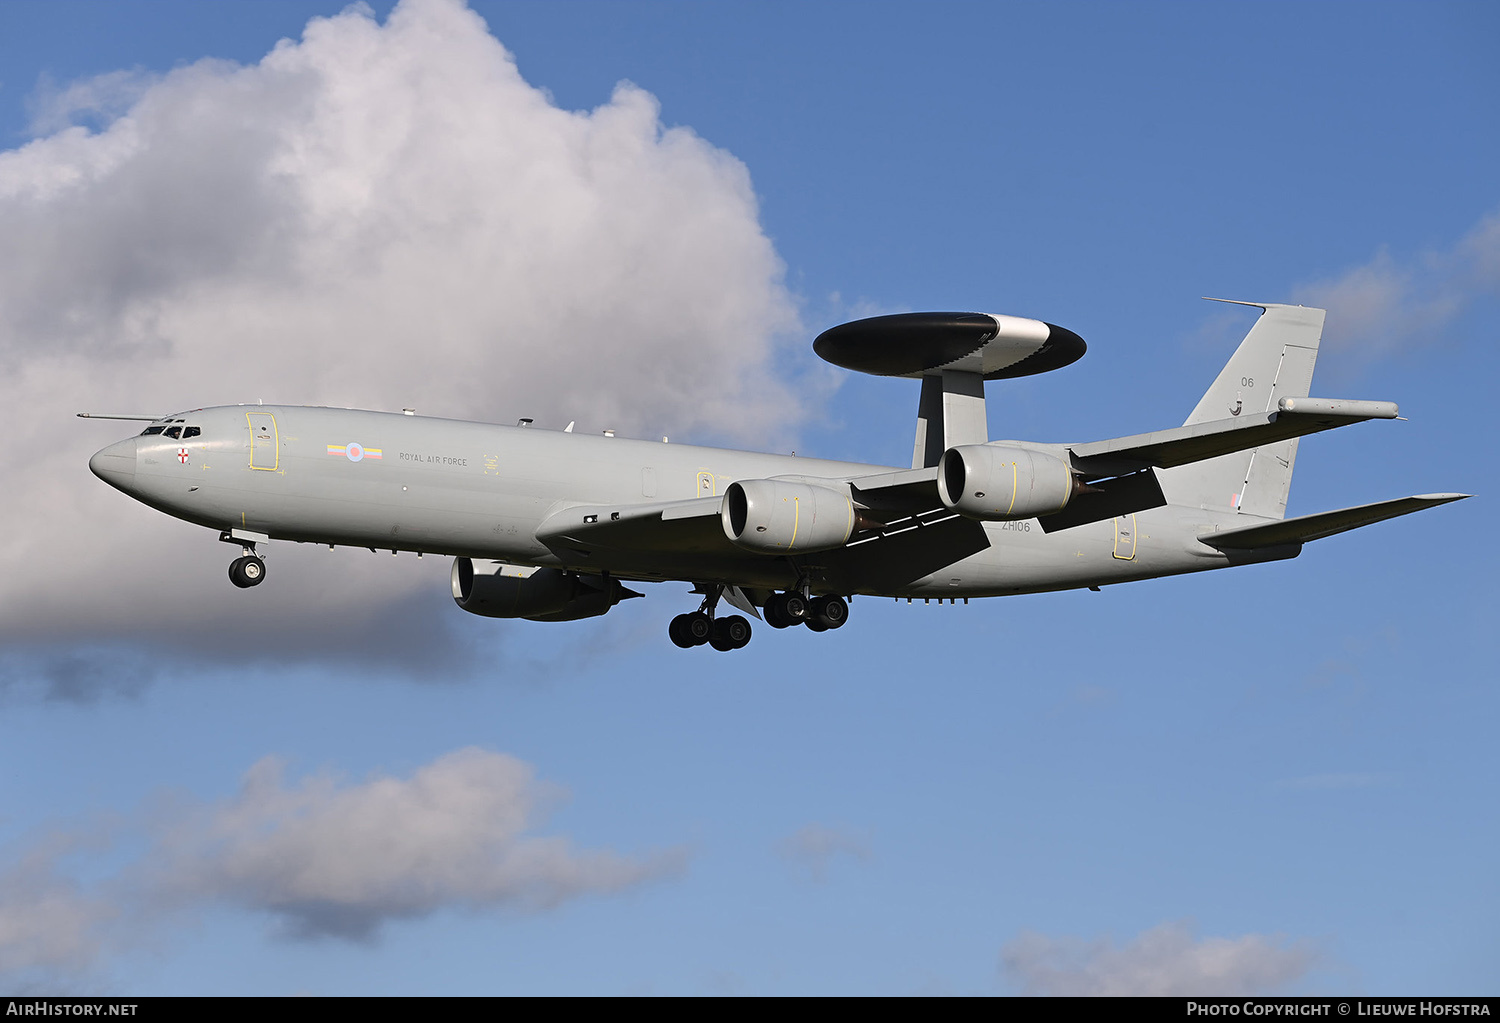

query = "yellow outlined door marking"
[
  {"left": 1113, "top": 514, "right": 1137, "bottom": 560},
  {"left": 247, "top": 413, "right": 279, "bottom": 471}
]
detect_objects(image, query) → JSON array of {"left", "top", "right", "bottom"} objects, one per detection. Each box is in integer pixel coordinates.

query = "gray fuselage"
[{"left": 90, "top": 404, "right": 1257, "bottom": 598}]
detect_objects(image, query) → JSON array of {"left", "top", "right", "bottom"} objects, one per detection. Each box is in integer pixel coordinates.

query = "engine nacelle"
[
  {"left": 722, "top": 479, "right": 856, "bottom": 554},
  {"left": 937, "top": 445, "right": 1078, "bottom": 520},
  {"left": 451, "top": 559, "right": 636, "bottom": 621}
]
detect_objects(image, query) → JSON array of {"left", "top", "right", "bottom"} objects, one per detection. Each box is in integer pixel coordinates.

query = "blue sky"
[{"left": 0, "top": 0, "right": 1495, "bottom": 995}]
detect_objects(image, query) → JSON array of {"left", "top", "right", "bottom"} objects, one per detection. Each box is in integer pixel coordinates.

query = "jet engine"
[
  {"left": 451, "top": 558, "right": 639, "bottom": 621},
  {"left": 722, "top": 479, "right": 856, "bottom": 554},
  {"left": 937, "top": 445, "right": 1080, "bottom": 520}
]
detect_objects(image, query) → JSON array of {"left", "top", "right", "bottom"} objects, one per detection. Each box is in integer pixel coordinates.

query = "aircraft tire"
[
  {"left": 683, "top": 611, "right": 713, "bottom": 646},
  {"left": 804, "top": 618, "right": 829, "bottom": 632},
  {"left": 668, "top": 614, "right": 695, "bottom": 649},
  {"left": 723, "top": 614, "right": 752, "bottom": 649},
  {"left": 709, "top": 618, "right": 736, "bottom": 652},
  {"left": 763, "top": 597, "right": 790, "bottom": 629},
  {"left": 782, "top": 592, "right": 808, "bottom": 621},
  {"left": 813, "top": 595, "right": 848, "bottom": 629},
  {"left": 228, "top": 556, "right": 266, "bottom": 589}
]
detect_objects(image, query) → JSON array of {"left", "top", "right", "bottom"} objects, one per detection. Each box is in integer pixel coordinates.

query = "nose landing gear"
[
  {"left": 228, "top": 554, "right": 267, "bottom": 588},
  {"left": 220, "top": 532, "right": 268, "bottom": 589}
]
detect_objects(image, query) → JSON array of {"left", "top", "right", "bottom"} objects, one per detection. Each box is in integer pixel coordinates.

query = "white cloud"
[
  {"left": 23, "top": 68, "right": 160, "bottom": 137},
  {"left": 777, "top": 823, "right": 870, "bottom": 882},
  {"left": 0, "top": 834, "right": 118, "bottom": 978},
  {"left": 154, "top": 747, "right": 683, "bottom": 939},
  {"left": 0, "top": 746, "right": 683, "bottom": 981},
  {"left": 0, "top": 0, "right": 806, "bottom": 673},
  {"left": 1000, "top": 920, "right": 1318, "bottom": 996},
  {"left": 1293, "top": 209, "right": 1500, "bottom": 360}
]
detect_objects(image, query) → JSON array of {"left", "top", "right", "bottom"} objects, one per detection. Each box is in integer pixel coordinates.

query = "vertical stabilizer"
[{"left": 1159, "top": 300, "right": 1325, "bottom": 518}]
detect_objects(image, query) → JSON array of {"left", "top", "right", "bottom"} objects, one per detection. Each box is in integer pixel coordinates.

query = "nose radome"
[{"left": 89, "top": 437, "right": 138, "bottom": 491}]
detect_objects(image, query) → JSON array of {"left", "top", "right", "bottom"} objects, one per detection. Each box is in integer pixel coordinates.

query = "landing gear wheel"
[
  {"left": 804, "top": 618, "right": 829, "bottom": 632},
  {"left": 763, "top": 596, "right": 791, "bottom": 629},
  {"left": 781, "top": 592, "right": 808, "bottom": 621},
  {"left": 710, "top": 614, "right": 752, "bottom": 651},
  {"left": 682, "top": 611, "right": 713, "bottom": 646},
  {"left": 810, "top": 595, "right": 848, "bottom": 629},
  {"left": 668, "top": 614, "right": 695, "bottom": 649},
  {"left": 228, "top": 556, "right": 266, "bottom": 589}
]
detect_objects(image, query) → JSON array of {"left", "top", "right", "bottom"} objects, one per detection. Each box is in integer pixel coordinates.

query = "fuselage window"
[
  {"left": 140, "top": 425, "right": 166, "bottom": 436},
  {"left": 164, "top": 426, "right": 182, "bottom": 439},
  {"left": 183, "top": 426, "right": 201, "bottom": 439}
]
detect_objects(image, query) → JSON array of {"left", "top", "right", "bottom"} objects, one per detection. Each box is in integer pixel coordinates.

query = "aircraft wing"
[
  {"left": 848, "top": 397, "right": 1404, "bottom": 532},
  {"left": 844, "top": 462, "right": 1167, "bottom": 533},
  {"left": 1068, "top": 398, "right": 1399, "bottom": 478},
  {"left": 847, "top": 466, "right": 941, "bottom": 514},
  {"left": 1197, "top": 493, "right": 1470, "bottom": 550},
  {"left": 535, "top": 496, "right": 730, "bottom": 556}
]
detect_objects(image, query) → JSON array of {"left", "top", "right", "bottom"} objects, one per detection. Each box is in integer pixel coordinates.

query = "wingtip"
[
  {"left": 1201, "top": 296, "right": 1268, "bottom": 308},
  {"left": 1201, "top": 297, "right": 1314, "bottom": 311},
  {"left": 1413, "top": 493, "right": 1472, "bottom": 503}
]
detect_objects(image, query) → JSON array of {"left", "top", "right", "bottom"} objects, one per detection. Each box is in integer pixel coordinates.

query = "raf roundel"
[{"left": 326, "top": 442, "right": 383, "bottom": 462}]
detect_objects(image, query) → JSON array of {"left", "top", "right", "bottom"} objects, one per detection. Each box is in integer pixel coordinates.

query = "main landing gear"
[
  {"left": 668, "top": 587, "right": 850, "bottom": 648},
  {"left": 669, "top": 587, "right": 752, "bottom": 651},
  {"left": 763, "top": 591, "right": 848, "bottom": 632},
  {"left": 669, "top": 611, "right": 752, "bottom": 651}
]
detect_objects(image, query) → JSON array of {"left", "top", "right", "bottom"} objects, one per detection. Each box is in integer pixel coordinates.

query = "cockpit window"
[
  {"left": 140, "top": 425, "right": 166, "bottom": 436},
  {"left": 182, "top": 426, "right": 201, "bottom": 439},
  {"left": 164, "top": 426, "right": 182, "bottom": 439}
]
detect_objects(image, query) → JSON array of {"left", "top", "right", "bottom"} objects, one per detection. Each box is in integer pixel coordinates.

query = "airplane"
[{"left": 83, "top": 298, "right": 1468, "bottom": 652}]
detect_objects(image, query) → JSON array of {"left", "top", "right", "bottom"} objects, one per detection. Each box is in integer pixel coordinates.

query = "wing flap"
[
  {"left": 1198, "top": 493, "right": 1469, "bottom": 550},
  {"left": 1069, "top": 398, "right": 1399, "bottom": 478}
]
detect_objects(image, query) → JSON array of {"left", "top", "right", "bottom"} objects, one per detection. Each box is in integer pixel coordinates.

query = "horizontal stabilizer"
[
  {"left": 1198, "top": 493, "right": 1470, "bottom": 550},
  {"left": 1069, "top": 397, "right": 1399, "bottom": 479}
]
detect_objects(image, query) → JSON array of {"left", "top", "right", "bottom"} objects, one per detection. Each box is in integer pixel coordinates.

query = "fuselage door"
[
  {"left": 1113, "top": 514, "right": 1137, "bottom": 561},
  {"left": 247, "top": 413, "right": 279, "bottom": 471}
]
